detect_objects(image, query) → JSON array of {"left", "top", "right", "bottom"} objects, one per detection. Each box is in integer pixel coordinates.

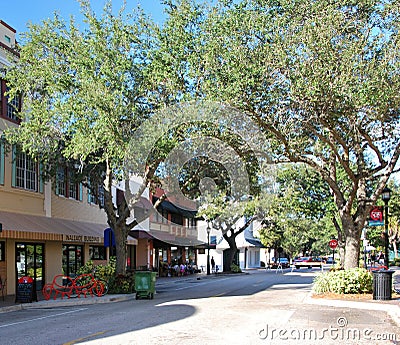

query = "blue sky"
[{"left": 0, "top": 0, "right": 166, "bottom": 39}]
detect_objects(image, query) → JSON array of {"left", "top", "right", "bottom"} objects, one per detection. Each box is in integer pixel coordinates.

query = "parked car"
[
  {"left": 293, "top": 256, "right": 322, "bottom": 269},
  {"left": 271, "top": 257, "right": 290, "bottom": 269},
  {"left": 325, "top": 257, "right": 336, "bottom": 265}
]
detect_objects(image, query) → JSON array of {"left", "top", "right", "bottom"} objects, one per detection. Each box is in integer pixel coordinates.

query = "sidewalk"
[{"left": 306, "top": 266, "right": 400, "bottom": 327}]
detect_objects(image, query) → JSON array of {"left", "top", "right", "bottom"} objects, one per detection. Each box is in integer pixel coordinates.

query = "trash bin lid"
[{"left": 372, "top": 270, "right": 395, "bottom": 274}]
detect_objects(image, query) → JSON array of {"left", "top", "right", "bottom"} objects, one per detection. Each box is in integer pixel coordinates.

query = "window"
[
  {"left": 12, "top": 146, "right": 43, "bottom": 192},
  {"left": 56, "top": 167, "right": 81, "bottom": 200},
  {"left": 68, "top": 175, "right": 77, "bottom": 199},
  {"left": 56, "top": 167, "right": 66, "bottom": 196},
  {"left": 187, "top": 218, "right": 196, "bottom": 228},
  {"left": 6, "top": 87, "right": 20, "bottom": 121},
  {"left": 15, "top": 150, "right": 38, "bottom": 191},
  {"left": 88, "top": 183, "right": 105, "bottom": 207},
  {"left": 89, "top": 246, "right": 105, "bottom": 260},
  {"left": 0, "top": 242, "right": 5, "bottom": 261},
  {"left": 154, "top": 208, "right": 169, "bottom": 224},
  {"left": 4, "top": 35, "right": 11, "bottom": 44},
  {"left": 0, "top": 137, "right": 4, "bottom": 185},
  {"left": 171, "top": 213, "right": 183, "bottom": 225}
]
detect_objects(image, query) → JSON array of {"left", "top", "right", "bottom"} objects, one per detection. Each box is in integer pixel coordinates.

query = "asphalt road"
[{"left": 0, "top": 268, "right": 398, "bottom": 345}]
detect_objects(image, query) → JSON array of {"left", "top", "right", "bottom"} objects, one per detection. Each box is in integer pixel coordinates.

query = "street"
[{"left": 0, "top": 268, "right": 399, "bottom": 345}]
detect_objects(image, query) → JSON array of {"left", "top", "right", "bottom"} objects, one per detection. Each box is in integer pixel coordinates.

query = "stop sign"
[{"left": 329, "top": 239, "right": 338, "bottom": 249}]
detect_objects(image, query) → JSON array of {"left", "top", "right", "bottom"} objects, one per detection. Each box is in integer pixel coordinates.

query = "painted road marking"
[
  {"left": 173, "top": 277, "right": 232, "bottom": 291},
  {"left": 0, "top": 308, "right": 88, "bottom": 328},
  {"left": 63, "top": 331, "right": 109, "bottom": 345}
]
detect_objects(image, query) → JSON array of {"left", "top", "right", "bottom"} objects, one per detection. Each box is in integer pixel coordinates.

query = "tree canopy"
[
  {"left": 3, "top": 0, "right": 165, "bottom": 274},
  {"left": 154, "top": 0, "right": 400, "bottom": 268}
]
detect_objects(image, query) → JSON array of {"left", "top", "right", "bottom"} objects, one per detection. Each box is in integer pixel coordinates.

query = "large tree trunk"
[
  {"left": 341, "top": 210, "right": 364, "bottom": 269},
  {"left": 103, "top": 161, "right": 130, "bottom": 275},
  {"left": 223, "top": 231, "right": 238, "bottom": 272},
  {"left": 114, "top": 223, "right": 129, "bottom": 275},
  {"left": 343, "top": 229, "right": 361, "bottom": 269}
]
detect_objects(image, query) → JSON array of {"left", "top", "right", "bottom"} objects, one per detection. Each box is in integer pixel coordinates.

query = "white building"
[{"left": 197, "top": 219, "right": 268, "bottom": 272}]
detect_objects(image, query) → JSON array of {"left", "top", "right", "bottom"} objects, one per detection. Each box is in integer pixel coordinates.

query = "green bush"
[
  {"left": 109, "top": 272, "right": 135, "bottom": 294},
  {"left": 77, "top": 257, "right": 134, "bottom": 294},
  {"left": 313, "top": 268, "right": 372, "bottom": 294},
  {"left": 393, "top": 258, "right": 400, "bottom": 267},
  {"left": 230, "top": 263, "right": 242, "bottom": 273}
]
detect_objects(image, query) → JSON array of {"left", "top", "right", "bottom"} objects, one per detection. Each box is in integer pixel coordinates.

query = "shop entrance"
[
  {"left": 15, "top": 243, "right": 44, "bottom": 292},
  {"left": 62, "top": 245, "right": 83, "bottom": 277}
]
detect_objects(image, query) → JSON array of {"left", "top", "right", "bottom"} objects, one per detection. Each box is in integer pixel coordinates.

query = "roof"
[
  {"left": 134, "top": 196, "right": 153, "bottom": 210},
  {"left": 154, "top": 198, "right": 197, "bottom": 218},
  {"left": 244, "top": 228, "right": 265, "bottom": 248},
  {"left": 0, "top": 210, "right": 137, "bottom": 245},
  {"left": 129, "top": 229, "right": 205, "bottom": 247},
  {"left": 0, "top": 210, "right": 107, "bottom": 237}
]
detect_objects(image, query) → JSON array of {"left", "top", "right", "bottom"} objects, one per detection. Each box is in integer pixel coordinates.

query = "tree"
[
  {"left": 4, "top": 0, "right": 167, "bottom": 275},
  {"left": 386, "top": 182, "right": 400, "bottom": 259},
  {"left": 155, "top": 0, "right": 400, "bottom": 268},
  {"left": 198, "top": 194, "right": 258, "bottom": 271},
  {"left": 257, "top": 164, "right": 336, "bottom": 259}
]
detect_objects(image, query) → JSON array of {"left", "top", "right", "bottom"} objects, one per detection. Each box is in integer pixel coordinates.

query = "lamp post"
[
  {"left": 206, "top": 222, "right": 211, "bottom": 275},
  {"left": 381, "top": 186, "right": 391, "bottom": 269}
]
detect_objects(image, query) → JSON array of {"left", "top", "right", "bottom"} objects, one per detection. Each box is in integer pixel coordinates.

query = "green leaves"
[
  {"left": 313, "top": 268, "right": 373, "bottom": 294},
  {"left": 5, "top": 2, "right": 156, "bottom": 171}
]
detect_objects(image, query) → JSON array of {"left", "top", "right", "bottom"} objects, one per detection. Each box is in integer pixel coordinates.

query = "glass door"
[
  {"left": 16, "top": 243, "right": 44, "bottom": 291},
  {"left": 62, "top": 245, "right": 83, "bottom": 277}
]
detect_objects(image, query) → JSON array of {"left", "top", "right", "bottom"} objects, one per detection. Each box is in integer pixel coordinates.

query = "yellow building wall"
[
  {"left": 51, "top": 191, "right": 107, "bottom": 224},
  {"left": 0, "top": 132, "right": 46, "bottom": 216},
  {"left": 45, "top": 241, "right": 62, "bottom": 284},
  {"left": 0, "top": 188, "right": 45, "bottom": 215},
  {"left": 5, "top": 240, "right": 15, "bottom": 294}
]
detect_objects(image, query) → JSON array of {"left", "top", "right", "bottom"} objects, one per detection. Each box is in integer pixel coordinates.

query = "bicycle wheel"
[
  {"left": 61, "top": 275, "right": 78, "bottom": 298},
  {"left": 93, "top": 279, "right": 108, "bottom": 297}
]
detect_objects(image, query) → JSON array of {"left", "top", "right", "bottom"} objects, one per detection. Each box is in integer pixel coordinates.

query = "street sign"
[
  {"left": 368, "top": 206, "right": 384, "bottom": 226},
  {"left": 329, "top": 239, "right": 338, "bottom": 249}
]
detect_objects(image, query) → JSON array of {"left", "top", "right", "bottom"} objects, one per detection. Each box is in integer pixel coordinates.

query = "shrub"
[
  {"left": 230, "top": 263, "right": 242, "bottom": 273},
  {"left": 312, "top": 272, "right": 332, "bottom": 294},
  {"left": 109, "top": 272, "right": 135, "bottom": 294},
  {"left": 76, "top": 257, "right": 134, "bottom": 294},
  {"left": 313, "top": 268, "right": 372, "bottom": 294}
]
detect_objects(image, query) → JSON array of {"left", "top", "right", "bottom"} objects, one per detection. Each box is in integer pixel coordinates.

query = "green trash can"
[{"left": 135, "top": 271, "right": 156, "bottom": 299}]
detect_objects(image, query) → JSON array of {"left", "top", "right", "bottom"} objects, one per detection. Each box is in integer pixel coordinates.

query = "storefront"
[
  {"left": 130, "top": 229, "right": 204, "bottom": 276},
  {"left": 0, "top": 210, "right": 137, "bottom": 296}
]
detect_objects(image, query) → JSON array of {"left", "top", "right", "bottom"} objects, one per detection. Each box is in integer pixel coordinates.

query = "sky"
[{"left": 0, "top": 0, "right": 167, "bottom": 39}]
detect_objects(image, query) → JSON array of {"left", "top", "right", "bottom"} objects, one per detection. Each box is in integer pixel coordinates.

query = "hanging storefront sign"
[{"left": 62, "top": 234, "right": 102, "bottom": 243}]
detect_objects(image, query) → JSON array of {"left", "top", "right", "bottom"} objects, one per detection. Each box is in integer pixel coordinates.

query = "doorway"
[
  {"left": 15, "top": 243, "right": 44, "bottom": 292},
  {"left": 62, "top": 245, "right": 83, "bottom": 277}
]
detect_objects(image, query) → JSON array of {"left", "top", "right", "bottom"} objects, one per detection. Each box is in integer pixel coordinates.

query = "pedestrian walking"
[{"left": 211, "top": 256, "right": 215, "bottom": 273}]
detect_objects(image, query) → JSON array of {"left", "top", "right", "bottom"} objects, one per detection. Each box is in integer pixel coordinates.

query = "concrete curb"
[{"left": 0, "top": 294, "right": 136, "bottom": 313}]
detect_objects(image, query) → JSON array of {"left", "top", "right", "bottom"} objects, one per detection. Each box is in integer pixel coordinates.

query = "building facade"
[
  {"left": 0, "top": 21, "right": 116, "bottom": 298},
  {"left": 0, "top": 20, "right": 204, "bottom": 298}
]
